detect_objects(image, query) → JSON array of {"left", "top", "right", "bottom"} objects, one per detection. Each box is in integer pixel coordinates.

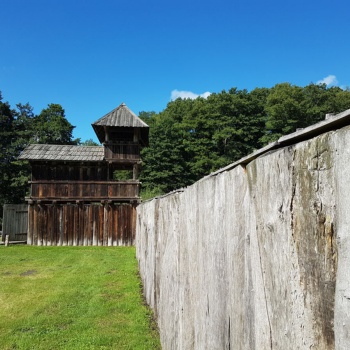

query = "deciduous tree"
[{"left": 0, "top": 93, "right": 79, "bottom": 225}]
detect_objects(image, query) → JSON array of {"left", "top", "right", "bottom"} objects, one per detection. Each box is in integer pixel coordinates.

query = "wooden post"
[
  {"left": 133, "top": 163, "right": 139, "bottom": 180},
  {"left": 5, "top": 235, "right": 9, "bottom": 246},
  {"left": 103, "top": 201, "right": 108, "bottom": 246}
]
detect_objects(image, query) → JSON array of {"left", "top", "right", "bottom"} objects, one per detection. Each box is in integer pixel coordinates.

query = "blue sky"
[{"left": 1, "top": 0, "right": 349, "bottom": 143}]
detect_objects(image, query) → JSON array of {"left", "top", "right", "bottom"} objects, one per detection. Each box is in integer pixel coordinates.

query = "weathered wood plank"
[
  {"left": 58, "top": 205, "right": 63, "bottom": 246},
  {"left": 113, "top": 205, "right": 118, "bottom": 245},
  {"left": 108, "top": 204, "right": 113, "bottom": 246},
  {"left": 27, "top": 205, "right": 33, "bottom": 245},
  {"left": 25, "top": 202, "right": 136, "bottom": 246},
  {"left": 33, "top": 204, "right": 38, "bottom": 245},
  {"left": 52, "top": 204, "right": 58, "bottom": 246},
  {"left": 3, "top": 204, "right": 28, "bottom": 241},
  {"left": 83, "top": 205, "right": 89, "bottom": 246},
  {"left": 103, "top": 203, "right": 108, "bottom": 246},
  {"left": 41, "top": 205, "right": 47, "bottom": 246},
  {"left": 72, "top": 204, "right": 77, "bottom": 246},
  {"left": 92, "top": 205, "right": 98, "bottom": 246},
  {"left": 99, "top": 205, "right": 104, "bottom": 246}
]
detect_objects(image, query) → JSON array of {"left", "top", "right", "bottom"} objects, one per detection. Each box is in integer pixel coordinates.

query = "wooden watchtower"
[
  {"left": 19, "top": 103, "right": 149, "bottom": 246},
  {"left": 92, "top": 102, "right": 149, "bottom": 181}
]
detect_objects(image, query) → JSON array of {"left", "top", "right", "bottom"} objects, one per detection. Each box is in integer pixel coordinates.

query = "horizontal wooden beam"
[
  {"left": 26, "top": 197, "right": 140, "bottom": 203},
  {"left": 29, "top": 180, "right": 140, "bottom": 184}
]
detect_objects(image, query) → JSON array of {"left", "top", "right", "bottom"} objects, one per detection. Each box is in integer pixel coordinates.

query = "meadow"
[{"left": 0, "top": 245, "right": 160, "bottom": 350}]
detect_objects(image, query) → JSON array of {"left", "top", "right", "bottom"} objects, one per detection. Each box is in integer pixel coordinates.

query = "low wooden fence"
[
  {"left": 27, "top": 202, "right": 136, "bottom": 246},
  {"left": 2, "top": 204, "right": 28, "bottom": 241}
]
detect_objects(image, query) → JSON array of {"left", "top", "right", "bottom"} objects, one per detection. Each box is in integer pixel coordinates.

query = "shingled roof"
[
  {"left": 92, "top": 102, "right": 149, "bottom": 144},
  {"left": 18, "top": 144, "right": 104, "bottom": 162}
]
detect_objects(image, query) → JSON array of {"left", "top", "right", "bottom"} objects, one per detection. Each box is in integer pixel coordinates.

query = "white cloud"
[
  {"left": 316, "top": 75, "right": 338, "bottom": 86},
  {"left": 171, "top": 89, "right": 211, "bottom": 100}
]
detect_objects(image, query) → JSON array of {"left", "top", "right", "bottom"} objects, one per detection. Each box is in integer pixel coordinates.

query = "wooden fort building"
[{"left": 19, "top": 103, "right": 149, "bottom": 246}]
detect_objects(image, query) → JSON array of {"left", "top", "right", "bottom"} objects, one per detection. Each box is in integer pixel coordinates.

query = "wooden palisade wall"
[{"left": 28, "top": 202, "right": 136, "bottom": 246}]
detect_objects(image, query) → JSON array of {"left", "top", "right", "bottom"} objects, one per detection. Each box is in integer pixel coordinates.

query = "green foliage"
[
  {"left": 140, "top": 88, "right": 268, "bottom": 193},
  {"left": 266, "top": 83, "right": 304, "bottom": 134},
  {"left": 140, "top": 186, "right": 164, "bottom": 201},
  {"left": 33, "top": 103, "right": 78, "bottom": 145},
  {"left": 79, "top": 138, "right": 100, "bottom": 146},
  {"left": 0, "top": 96, "right": 18, "bottom": 208},
  {"left": 140, "top": 83, "right": 350, "bottom": 194},
  {"left": 260, "top": 83, "right": 350, "bottom": 143},
  {"left": 0, "top": 92, "right": 79, "bottom": 222},
  {"left": 140, "top": 103, "right": 193, "bottom": 193},
  {"left": 2, "top": 83, "right": 350, "bottom": 206},
  {"left": 113, "top": 169, "right": 133, "bottom": 181},
  {"left": 0, "top": 246, "right": 161, "bottom": 350}
]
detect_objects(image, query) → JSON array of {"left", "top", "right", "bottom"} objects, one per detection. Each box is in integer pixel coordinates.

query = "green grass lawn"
[{"left": 0, "top": 245, "right": 160, "bottom": 350}]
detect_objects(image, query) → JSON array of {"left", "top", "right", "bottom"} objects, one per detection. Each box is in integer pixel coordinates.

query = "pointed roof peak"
[
  {"left": 92, "top": 102, "right": 148, "bottom": 128},
  {"left": 91, "top": 102, "right": 149, "bottom": 144}
]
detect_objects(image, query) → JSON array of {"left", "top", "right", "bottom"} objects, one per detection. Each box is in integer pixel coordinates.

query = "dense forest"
[
  {"left": 1, "top": 82, "right": 350, "bottom": 215},
  {"left": 139, "top": 83, "right": 350, "bottom": 197},
  {"left": 0, "top": 95, "right": 79, "bottom": 217}
]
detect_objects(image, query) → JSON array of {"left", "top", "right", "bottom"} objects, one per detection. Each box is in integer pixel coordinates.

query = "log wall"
[
  {"left": 28, "top": 202, "right": 136, "bottom": 246},
  {"left": 136, "top": 125, "right": 350, "bottom": 349}
]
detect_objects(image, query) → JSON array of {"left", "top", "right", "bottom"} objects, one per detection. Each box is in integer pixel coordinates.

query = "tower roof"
[
  {"left": 92, "top": 103, "right": 149, "bottom": 144},
  {"left": 18, "top": 144, "right": 104, "bottom": 162}
]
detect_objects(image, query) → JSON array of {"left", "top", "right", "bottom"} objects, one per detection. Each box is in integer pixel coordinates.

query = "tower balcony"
[
  {"left": 104, "top": 141, "right": 141, "bottom": 162},
  {"left": 27, "top": 180, "right": 140, "bottom": 203}
]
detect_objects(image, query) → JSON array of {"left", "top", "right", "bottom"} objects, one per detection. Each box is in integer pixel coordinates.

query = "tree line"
[
  {"left": 139, "top": 82, "right": 350, "bottom": 197},
  {"left": 0, "top": 94, "right": 80, "bottom": 227},
  {"left": 1, "top": 82, "right": 350, "bottom": 215}
]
